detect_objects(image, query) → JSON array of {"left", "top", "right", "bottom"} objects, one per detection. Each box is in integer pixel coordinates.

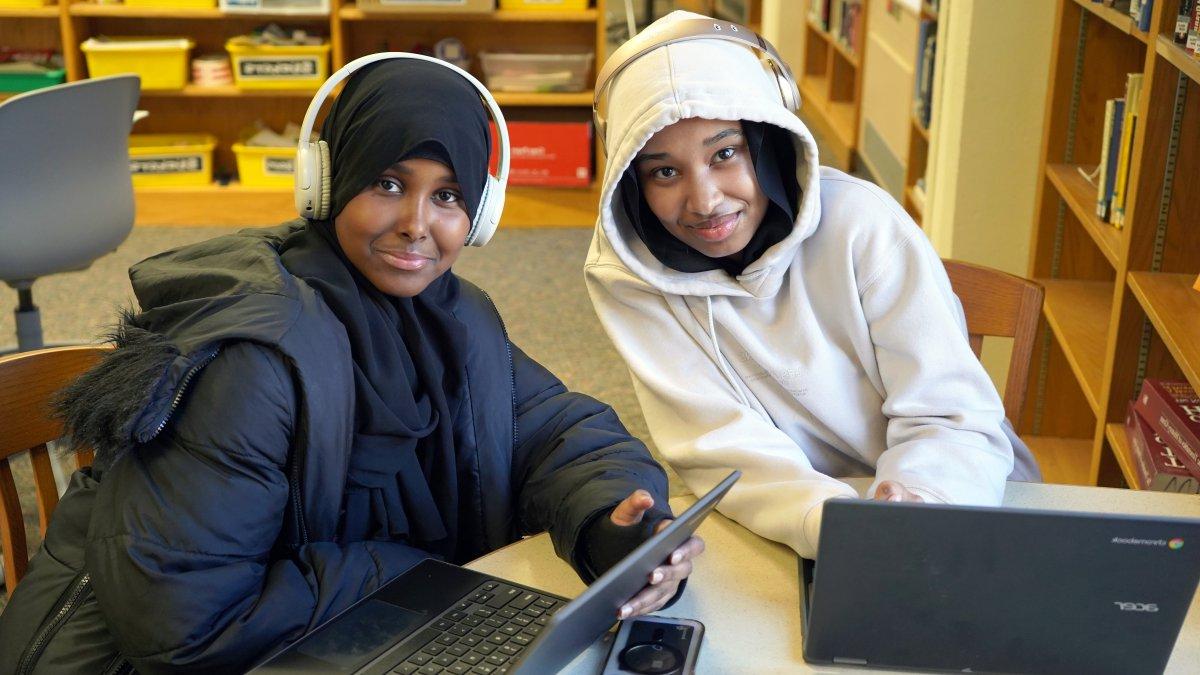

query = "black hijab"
[
  {"left": 619, "top": 120, "right": 799, "bottom": 276},
  {"left": 279, "top": 59, "right": 492, "bottom": 563}
]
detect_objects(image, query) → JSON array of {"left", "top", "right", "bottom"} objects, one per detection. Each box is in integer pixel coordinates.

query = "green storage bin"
[{"left": 0, "top": 69, "right": 67, "bottom": 93}]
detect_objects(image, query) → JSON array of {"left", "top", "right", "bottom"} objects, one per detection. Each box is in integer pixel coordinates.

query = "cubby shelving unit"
[
  {"left": 902, "top": 0, "right": 938, "bottom": 226},
  {"left": 799, "top": 0, "right": 868, "bottom": 171},
  {"left": 1023, "top": 0, "right": 1200, "bottom": 488},
  {"left": 0, "top": 0, "right": 609, "bottom": 226}
]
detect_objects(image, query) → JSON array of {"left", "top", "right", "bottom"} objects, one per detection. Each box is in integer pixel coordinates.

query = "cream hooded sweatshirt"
[{"left": 585, "top": 11, "right": 1020, "bottom": 558}]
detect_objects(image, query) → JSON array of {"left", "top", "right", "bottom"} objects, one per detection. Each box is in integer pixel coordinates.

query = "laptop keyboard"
[{"left": 388, "top": 580, "right": 563, "bottom": 675}]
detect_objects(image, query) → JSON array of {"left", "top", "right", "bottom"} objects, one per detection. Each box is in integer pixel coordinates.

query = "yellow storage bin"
[
  {"left": 498, "top": 0, "right": 588, "bottom": 9},
  {"left": 0, "top": 0, "right": 54, "bottom": 8},
  {"left": 81, "top": 37, "right": 193, "bottom": 91},
  {"left": 232, "top": 143, "right": 296, "bottom": 188},
  {"left": 124, "top": 0, "right": 215, "bottom": 8},
  {"left": 225, "top": 38, "right": 330, "bottom": 91},
  {"left": 128, "top": 134, "right": 216, "bottom": 187}
]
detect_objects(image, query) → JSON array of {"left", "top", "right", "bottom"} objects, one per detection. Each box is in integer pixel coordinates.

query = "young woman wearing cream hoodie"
[{"left": 585, "top": 11, "right": 1039, "bottom": 559}]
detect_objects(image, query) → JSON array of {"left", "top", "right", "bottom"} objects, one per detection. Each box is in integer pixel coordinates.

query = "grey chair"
[{"left": 0, "top": 75, "right": 140, "bottom": 352}]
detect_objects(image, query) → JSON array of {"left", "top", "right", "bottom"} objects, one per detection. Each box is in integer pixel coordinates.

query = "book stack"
[
  {"left": 1125, "top": 379, "right": 1200, "bottom": 494},
  {"left": 913, "top": 19, "right": 937, "bottom": 130},
  {"left": 1093, "top": 72, "right": 1142, "bottom": 226},
  {"left": 809, "top": 0, "right": 864, "bottom": 56},
  {"left": 1186, "top": 1, "right": 1200, "bottom": 58}
]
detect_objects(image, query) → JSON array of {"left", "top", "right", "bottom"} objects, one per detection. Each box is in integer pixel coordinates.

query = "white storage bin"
[
  {"left": 479, "top": 52, "right": 593, "bottom": 93},
  {"left": 219, "top": 0, "right": 329, "bottom": 15}
]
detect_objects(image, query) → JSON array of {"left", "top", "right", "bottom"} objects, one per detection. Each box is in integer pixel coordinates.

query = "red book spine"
[
  {"left": 1190, "top": 2, "right": 1200, "bottom": 55},
  {"left": 1125, "top": 405, "right": 1200, "bottom": 494},
  {"left": 1134, "top": 379, "right": 1200, "bottom": 480}
]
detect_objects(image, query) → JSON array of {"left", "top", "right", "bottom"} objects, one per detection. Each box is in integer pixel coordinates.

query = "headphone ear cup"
[
  {"left": 313, "top": 139, "right": 332, "bottom": 221},
  {"left": 467, "top": 175, "right": 503, "bottom": 247}
]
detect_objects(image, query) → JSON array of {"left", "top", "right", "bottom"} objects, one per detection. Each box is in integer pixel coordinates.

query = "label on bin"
[
  {"left": 238, "top": 57, "right": 320, "bottom": 80},
  {"left": 264, "top": 156, "right": 295, "bottom": 175},
  {"left": 131, "top": 155, "right": 203, "bottom": 175}
]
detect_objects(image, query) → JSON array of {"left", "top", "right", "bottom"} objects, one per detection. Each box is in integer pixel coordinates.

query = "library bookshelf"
[
  {"left": 0, "top": 0, "right": 609, "bottom": 226},
  {"left": 902, "top": 0, "right": 938, "bottom": 226},
  {"left": 799, "top": 0, "right": 868, "bottom": 171},
  {"left": 1024, "top": 0, "right": 1200, "bottom": 488}
]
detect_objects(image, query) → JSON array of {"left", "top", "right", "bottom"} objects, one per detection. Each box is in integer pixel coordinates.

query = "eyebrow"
[
  {"left": 633, "top": 127, "right": 745, "bottom": 164},
  {"left": 389, "top": 162, "right": 459, "bottom": 184},
  {"left": 703, "top": 128, "right": 743, "bottom": 146}
]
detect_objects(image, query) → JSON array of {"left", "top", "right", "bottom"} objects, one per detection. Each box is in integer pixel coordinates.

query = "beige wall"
[
  {"left": 925, "top": 0, "right": 1055, "bottom": 394},
  {"left": 858, "top": 0, "right": 920, "bottom": 198}
]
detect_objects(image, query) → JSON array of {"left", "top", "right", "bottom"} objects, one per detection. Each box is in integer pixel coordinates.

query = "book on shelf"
[
  {"left": 1095, "top": 98, "right": 1125, "bottom": 221},
  {"left": 1111, "top": 73, "right": 1143, "bottom": 228},
  {"left": 1177, "top": 0, "right": 1195, "bottom": 45},
  {"left": 913, "top": 19, "right": 936, "bottom": 129},
  {"left": 1134, "top": 379, "right": 1200, "bottom": 480},
  {"left": 1189, "top": 1, "right": 1200, "bottom": 55},
  {"left": 1129, "top": 0, "right": 1153, "bottom": 31},
  {"left": 1102, "top": 0, "right": 1131, "bottom": 11},
  {"left": 1125, "top": 404, "right": 1200, "bottom": 493},
  {"left": 810, "top": 0, "right": 833, "bottom": 31}
]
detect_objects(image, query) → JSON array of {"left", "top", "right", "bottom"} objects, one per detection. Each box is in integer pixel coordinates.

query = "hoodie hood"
[{"left": 596, "top": 10, "right": 823, "bottom": 299}]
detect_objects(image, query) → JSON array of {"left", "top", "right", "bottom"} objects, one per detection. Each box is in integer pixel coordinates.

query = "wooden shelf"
[
  {"left": 1038, "top": 278, "right": 1113, "bottom": 416},
  {"left": 830, "top": 37, "right": 860, "bottom": 68},
  {"left": 806, "top": 19, "right": 832, "bottom": 41},
  {"left": 1156, "top": 35, "right": 1200, "bottom": 86},
  {"left": 1104, "top": 422, "right": 1141, "bottom": 490},
  {"left": 68, "top": 3, "right": 327, "bottom": 18},
  {"left": 1045, "top": 163, "right": 1123, "bottom": 268},
  {"left": 799, "top": 76, "right": 829, "bottom": 109},
  {"left": 1071, "top": 0, "right": 1145, "bottom": 43},
  {"left": 134, "top": 182, "right": 599, "bottom": 227},
  {"left": 338, "top": 5, "right": 596, "bottom": 21},
  {"left": 1023, "top": 435, "right": 1094, "bottom": 486},
  {"left": 133, "top": 86, "right": 591, "bottom": 105},
  {"left": 1127, "top": 272, "right": 1200, "bottom": 392},
  {"left": 828, "top": 100, "right": 856, "bottom": 145},
  {"left": 911, "top": 114, "right": 929, "bottom": 142},
  {"left": 905, "top": 185, "right": 925, "bottom": 219},
  {"left": 0, "top": 6, "right": 58, "bottom": 17},
  {"left": 140, "top": 85, "right": 316, "bottom": 97},
  {"left": 492, "top": 91, "right": 593, "bottom": 107}
]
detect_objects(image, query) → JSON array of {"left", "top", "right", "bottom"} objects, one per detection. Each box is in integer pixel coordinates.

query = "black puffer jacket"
[{"left": 0, "top": 222, "right": 669, "bottom": 674}]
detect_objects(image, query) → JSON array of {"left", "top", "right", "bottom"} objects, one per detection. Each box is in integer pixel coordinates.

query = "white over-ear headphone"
[
  {"left": 295, "top": 52, "right": 511, "bottom": 247},
  {"left": 592, "top": 17, "right": 800, "bottom": 151}
]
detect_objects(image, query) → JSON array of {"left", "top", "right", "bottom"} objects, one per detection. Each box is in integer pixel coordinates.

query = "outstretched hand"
[
  {"left": 873, "top": 480, "right": 924, "bottom": 503},
  {"left": 610, "top": 490, "right": 705, "bottom": 620}
]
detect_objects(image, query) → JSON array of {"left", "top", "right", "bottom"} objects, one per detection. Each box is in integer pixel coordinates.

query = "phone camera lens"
[{"left": 621, "top": 642, "right": 682, "bottom": 674}]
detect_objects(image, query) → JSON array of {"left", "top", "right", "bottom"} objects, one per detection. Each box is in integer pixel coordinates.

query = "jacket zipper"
[
  {"left": 291, "top": 445, "right": 309, "bottom": 546},
  {"left": 17, "top": 573, "right": 91, "bottom": 675},
  {"left": 479, "top": 290, "right": 518, "bottom": 450},
  {"left": 147, "top": 347, "right": 221, "bottom": 441}
]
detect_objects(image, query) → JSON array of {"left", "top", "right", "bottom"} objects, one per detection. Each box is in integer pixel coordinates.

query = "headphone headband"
[
  {"left": 296, "top": 52, "right": 510, "bottom": 246},
  {"left": 592, "top": 18, "right": 799, "bottom": 150}
]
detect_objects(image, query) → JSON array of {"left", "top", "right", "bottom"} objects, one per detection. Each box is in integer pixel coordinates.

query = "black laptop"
[
  {"left": 252, "top": 471, "right": 740, "bottom": 675},
  {"left": 800, "top": 499, "right": 1200, "bottom": 675}
]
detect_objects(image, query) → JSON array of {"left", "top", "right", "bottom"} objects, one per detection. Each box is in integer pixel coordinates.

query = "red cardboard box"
[{"left": 490, "top": 121, "right": 592, "bottom": 188}]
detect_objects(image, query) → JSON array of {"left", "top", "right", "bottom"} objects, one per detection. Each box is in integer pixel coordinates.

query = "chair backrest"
[
  {"left": 942, "top": 259, "right": 1044, "bottom": 426},
  {"left": 0, "top": 75, "right": 139, "bottom": 283},
  {"left": 0, "top": 345, "right": 108, "bottom": 596}
]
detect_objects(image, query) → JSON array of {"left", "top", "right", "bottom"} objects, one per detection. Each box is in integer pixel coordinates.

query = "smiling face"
[
  {"left": 334, "top": 157, "right": 471, "bottom": 298},
  {"left": 634, "top": 117, "right": 769, "bottom": 260}
]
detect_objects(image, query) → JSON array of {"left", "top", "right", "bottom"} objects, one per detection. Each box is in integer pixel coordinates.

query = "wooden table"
[{"left": 466, "top": 478, "right": 1200, "bottom": 674}]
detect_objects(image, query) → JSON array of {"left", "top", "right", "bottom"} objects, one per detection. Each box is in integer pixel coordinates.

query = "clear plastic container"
[{"left": 479, "top": 52, "right": 593, "bottom": 93}]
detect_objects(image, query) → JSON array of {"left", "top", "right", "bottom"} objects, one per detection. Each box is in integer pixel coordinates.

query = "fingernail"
[
  {"left": 889, "top": 494, "right": 902, "bottom": 502},
  {"left": 651, "top": 571, "right": 663, "bottom": 584},
  {"left": 619, "top": 605, "right": 631, "bottom": 618},
  {"left": 671, "top": 552, "right": 682, "bottom": 564}
]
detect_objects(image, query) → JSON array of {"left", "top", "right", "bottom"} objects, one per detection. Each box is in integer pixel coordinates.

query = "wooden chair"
[
  {"left": 942, "top": 259, "right": 1045, "bottom": 426},
  {"left": 0, "top": 345, "right": 107, "bottom": 597}
]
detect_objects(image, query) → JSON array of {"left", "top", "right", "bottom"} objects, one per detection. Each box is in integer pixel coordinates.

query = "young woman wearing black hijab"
[{"left": 0, "top": 57, "right": 701, "bottom": 674}]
